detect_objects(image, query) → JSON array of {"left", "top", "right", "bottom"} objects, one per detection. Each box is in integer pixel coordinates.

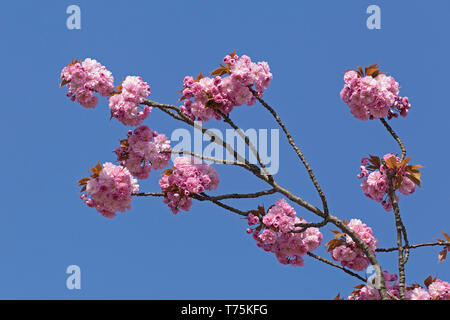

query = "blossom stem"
[
  {"left": 250, "top": 88, "right": 329, "bottom": 216},
  {"left": 380, "top": 118, "right": 406, "bottom": 161}
]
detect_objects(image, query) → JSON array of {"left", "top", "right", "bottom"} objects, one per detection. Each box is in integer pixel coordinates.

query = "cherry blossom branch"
[
  {"left": 133, "top": 191, "right": 247, "bottom": 216},
  {"left": 306, "top": 252, "right": 366, "bottom": 283},
  {"left": 376, "top": 241, "right": 450, "bottom": 252},
  {"left": 249, "top": 89, "right": 329, "bottom": 216},
  {"left": 380, "top": 118, "right": 406, "bottom": 161},
  {"left": 163, "top": 150, "right": 248, "bottom": 167},
  {"left": 219, "top": 112, "right": 273, "bottom": 179},
  {"left": 385, "top": 165, "right": 408, "bottom": 299},
  {"left": 193, "top": 193, "right": 248, "bottom": 216},
  {"left": 292, "top": 218, "right": 329, "bottom": 233},
  {"left": 380, "top": 117, "right": 410, "bottom": 299},
  {"left": 144, "top": 98, "right": 390, "bottom": 299},
  {"left": 247, "top": 91, "right": 390, "bottom": 298},
  {"left": 203, "top": 188, "right": 277, "bottom": 201},
  {"left": 143, "top": 100, "right": 247, "bottom": 164}
]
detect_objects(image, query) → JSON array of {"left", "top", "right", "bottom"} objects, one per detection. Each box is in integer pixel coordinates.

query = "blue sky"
[{"left": 0, "top": 0, "right": 449, "bottom": 299}]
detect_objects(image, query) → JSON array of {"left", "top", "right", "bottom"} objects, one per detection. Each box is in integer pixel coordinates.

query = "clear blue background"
[{"left": 0, "top": 0, "right": 448, "bottom": 299}]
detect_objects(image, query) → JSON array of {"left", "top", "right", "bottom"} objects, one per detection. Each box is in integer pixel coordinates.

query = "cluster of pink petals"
[
  {"left": 331, "top": 219, "right": 378, "bottom": 271},
  {"left": 159, "top": 157, "right": 219, "bottom": 214},
  {"left": 109, "top": 76, "right": 151, "bottom": 126},
  {"left": 180, "top": 53, "right": 272, "bottom": 121},
  {"left": 247, "top": 199, "right": 322, "bottom": 267},
  {"left": 358, "top": 154, "right": 416, "bottom": 211},
  {"left": 80, "top": 162, "right": 139, "bottom": 218},
  {"left": 61, "top": 58, "right": 114, "bottom": 108},
  {"left": 114, "top": 125, "right": 171, "bottom": 180},
  {"left": 340, "top": 70, "right": 410, "bottom": 120},
  {"left": 427, "top": 280, "right": 450, "bottom": 300},
  {"left": 349, "top": 273, "right": 450, "bottom": 300}
]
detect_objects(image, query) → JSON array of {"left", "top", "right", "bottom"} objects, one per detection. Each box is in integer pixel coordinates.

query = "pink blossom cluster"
[
  {"left": 349, "top": 271, "right": 400, "bottom": 300},
  {"left": 349, "top": 273, "right": 450, "bottom": 300},
  {"left": 61, "top": 58, "right": 114, "bottom": 108},
  {"left": 159, "top": 157, "right": 219, "bottom": 214},
  {"left": 426, "top": 280, "right": 450, "bottom": 300},
  {"left": 330, "top": 219, "right": 378, "bottom": 271},
  {"left": 247, "top": 199, "right": 322, "bottom": 267},
  {"left": 114, "top": 125, "right": 171, "bottom": 180},
  {"left": 180, "top": 53, "right": 272, "bottom": 121},
  {"left": 80, "top": 162, "right": 139, "bottom": 218},
  {"left": 340, "top": 69, "right": 410, "bottom": 120},
  {"left": 109, "top": 76, "right": 151, "bottom": 126},
  {"left": 358, "top": 154, "right": 416, "bottom": 211}
]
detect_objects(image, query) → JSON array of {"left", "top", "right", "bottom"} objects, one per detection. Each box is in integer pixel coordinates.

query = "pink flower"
[
  {"left": 115, "top": 125, "right": 171, "bottom": 179},
  {"left": 247, "top": 213, "right": 259, "bottom": 226},
  {"left": 358, "top": 153, "right": 418, "bottom": 211},
  {"left": 248, "top": 198, "right": 322, "bottom": 267},
  {"left": 407, "top": 287, "right": 431, "bottom": 300},
  {"left": 159, "top": 157, "right": 219, "bottom": 214},
  {"left": 60, "top": 58, "right": 114, "bottom": 108},
  {"left": 259, "top": 229, "right": 277, "bottom": 244},
  {"left": 179, "top": 53, "right": 272, "bottom": 122},
  {"left": 109, "top": 76, "right": 151, "bottom": 126},
  {"left": 340, "top": 68, "right": 410, "bottom": 121},
  {"left": 428, "top": 280, "right": 450, "bottom": 300},
  {"left": 80, "top": 162, "right": 139, "bottom": 218},
  {"left": 330, "top": 219, "right": 378, "bottom": 271}
]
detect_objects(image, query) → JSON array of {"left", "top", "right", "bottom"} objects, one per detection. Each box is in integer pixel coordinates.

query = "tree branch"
[
  {"left": 306, "top": 252, "right": 366, "bottom": 283},
  {"left": 380, "top": 118, "right": 406, "bottom": 161},
  {"left": 250, "top": 89, "right": 329, "bottom": 216},
  {"left": 385, "top": 165, "right": 408, "bottom": 299},
  {"left": 376, "top": 241, "right": 450, "bottom": 252}
]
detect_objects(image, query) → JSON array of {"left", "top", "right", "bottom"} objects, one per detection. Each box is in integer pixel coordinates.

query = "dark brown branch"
[
  {"left": 220, "top": 112, "right": 273, "bottom": 180},
  {"left": 204, "top": 188, "right": 277, "bottom": 201},
  {"left": 376, "top": 241, "right": 450, "bottom": 252},
  {"left": 143, "top": 100, "right": 247, "bottom": 164},
  {"left": 292, "top": 218, "right": 329, "bottom": 233},
  {"left": 385, "top": 165, "right": 407, "bottom": 299},
  {"left": 141, "top": 98, "right": 390, "bottom": 299},
  {"left": 250, "top": 89, "right": 329, "bottom": 216},
  {"left": 380, "top": 118, "right": 406, "bottom": 161},
  {"left": 133, "top": 191, "right": 247, "bottom": 216},
  {"left": 194, "top": 193, "right": 247, "bottom": 216},
  {"left": 306, "top": 252, "right": 366, "bottom": 282}
]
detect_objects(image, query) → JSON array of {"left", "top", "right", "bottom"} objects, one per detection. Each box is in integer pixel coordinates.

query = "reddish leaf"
[
  {"left": 398, "top": 157, "right": 412, "bottom": 168},
  {"left": 120, "top": 139, "right": 129, "bottom": 148},
  {"left": 438, "top": 249, "right": 447, "bottom": 262},
  {"left": 60, "top": 79, "right": 70, "bottom": 87},
  {"left": 194, "top": 72, "right": 204, "bottom": 82},
  {"left": 325, "top": 238, "right": 345, "bottom": 252},
  {"left": 333, "top": 293, "right": 343, "bottom": 300},
  {"left": 385, "top": 156, "right": 398, "bottom": 169},
  {"left": 442, "top": 232, "right": 450, "bottom": 242},
  {"left": 406, "top": 172, "right": 421, "bottom": 187},
  {"left": 424, "top": 275, "right": 437, "bottom": 288}
]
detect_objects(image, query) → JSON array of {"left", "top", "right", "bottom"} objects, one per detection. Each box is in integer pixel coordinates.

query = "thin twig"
[
  {"left": 385, "top": 165, "right": 407, "bottom": 299},
  {"left": 205, "top": 189, "right": 277, "bottom": 201},
  {"left": 133, "top": 190, "right": 247, "bottom": 216},
  {"left": 307, "top": 252, "right": 366, "bottom": 283},
  {"left": 380, "top": 118, "right": 406, "bottom": 161},
  {"left": 292, "top": 218, "right": 329, "bottom": 233},
  {"left": 250, "top": 89, "right": 329, "bottom": 216},
  {"left": 142, "top": 98, "right": 390, "bottom": 299},
  {"left": 376, "top": 241, "right": 450, "bottom": 252},
  {"left": 220, "top": 112, "right": 273, "bottom": 179}
]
